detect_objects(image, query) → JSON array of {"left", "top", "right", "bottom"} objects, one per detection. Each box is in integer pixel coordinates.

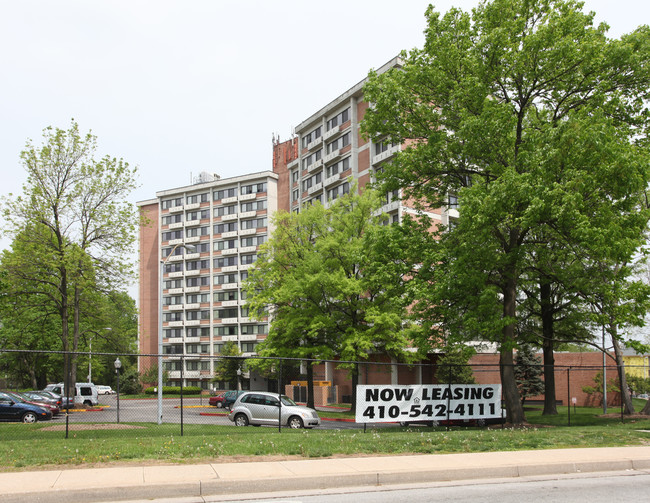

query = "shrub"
[{"left": 143, "top": 386, "right": 202, "bottom": 395}]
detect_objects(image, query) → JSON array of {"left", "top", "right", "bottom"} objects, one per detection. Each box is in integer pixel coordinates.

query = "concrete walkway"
[{"left": 2, "top": 446, "right": 650, "bottom": 503}]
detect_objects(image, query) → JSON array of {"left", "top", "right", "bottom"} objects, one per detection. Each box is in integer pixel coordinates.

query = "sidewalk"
[{"left": 2, "top": 446, "right": 650, "bottom": 503}]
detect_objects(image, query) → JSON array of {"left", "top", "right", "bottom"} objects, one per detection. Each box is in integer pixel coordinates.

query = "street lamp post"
[
  {"left": 84, "top": 327, "right": 111, "bottom": 384},
  {"left": 158, "top": 242, "right": 196, "bottom": 425},
  {"left": 114, "top": 357, "right": 122, "bottom": 423}
]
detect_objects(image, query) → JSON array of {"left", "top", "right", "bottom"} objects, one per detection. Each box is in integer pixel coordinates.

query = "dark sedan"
[{"left": 0, "top": 391, "right": 52, "bottom": 423}]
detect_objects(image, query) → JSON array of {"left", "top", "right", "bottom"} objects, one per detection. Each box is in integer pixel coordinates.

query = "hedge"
[{"left": 144, "top": 386, "right": 202, "bottom": 395}]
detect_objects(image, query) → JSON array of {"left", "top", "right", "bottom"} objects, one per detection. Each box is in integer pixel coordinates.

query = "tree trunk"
[
  {"left": 610, "top": 326, "right": 635, "bottom": 414},
  {"left": 501, "top": 274, "right": 525, "bottom": 425},
  {"left": 306, "top": 362, "right": 315, "bottom": 409},
  {"left": 540, "top": 280, "right": 557, "bottom": 415},
  {"left": 350, "top": 364, "right": 359, "bottom": 414}
]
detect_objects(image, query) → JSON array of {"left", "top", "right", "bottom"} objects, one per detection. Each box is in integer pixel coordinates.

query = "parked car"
[
  {"left": 209, "top": 392, "right": 226, "bottom": 408},
  {"left": 222, "top": 390, "right": 246, "bottom": 410},
  {"left": 637, "top": 394, "right": 649, "bottom": 400},
  {"left": 6, "top": 391, "right": 60, "bottom": 416},
  {"left": 43, "top": 382, "right": 98, "bottom": 407},
  {"left": 228, "top": 391, "right": 321, "bottom": 429},
  {"left": 39, "top": 390, "right": 72, "bottom": 408},
  {"left": 0, "top": 391, "right": 52, "bottom": 423},
  {"left": 95, "top": 385, "right": 115, "bottom": 395}
]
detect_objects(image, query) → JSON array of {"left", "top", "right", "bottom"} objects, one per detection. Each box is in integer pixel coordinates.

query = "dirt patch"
[{"left": 40, "top": 423, "right": 145, "bottom": 431}]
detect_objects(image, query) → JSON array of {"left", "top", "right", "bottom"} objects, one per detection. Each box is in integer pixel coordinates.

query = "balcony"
[
  {"left": 323, "top": 127, "right": 339, "bottom": 142},
  {"left": 185, "top": 320, "right": 201, "bottom": 326},
  {"left": 221, "top": 230, "right": 237, "bottom": 239},
  {"left": 168, "top": 205, "right": 184, "bottom": 214},
  {"left": 185, "top": 303, "right": 200, "bottom": 310},
  {"left": 323, "top": 149, "right": 341, "bottom": 165},
  {"left": 239, "top": 193, "right": 256, "bottom": 202},
  {"left": 222, "top": 213, "right": 238, "bottom": 222},
  {"left": 222, "top": 248, "right": 238, "bottom": 256},
  {"left": 308, "top": 159, "right": 323, "bottom": 173},
  {"left": 168, "top": 271, "right": 184, "bottom": 278},
  {"left": 239, "top": 210, "right": 256, "bottom": 219},
  {"left": 221, "top": 300, "right": 239, "bottom": 307},
  {"left": 308, "top": 182, "right": 323, "bottom": 195},
  {"left": 307, "top": 137, "right": 322, "bottom": 150},
  {"left": 222, "top": 196, "right": 238, "bottom": 204},
  {"left": 373, "top": 145, "right": 400, "bottom": 165},
  {"left": 185, "top": 286, "right": 200, "bottom": 293},
  {"left": 185, "top": 269, "right": 200, "bottom": 277},
  {"left": 168, "top": 304, "right": 184, "bottom": 311},
  {"left": 185, "top": 219, "right": 200, "bottom": 227},
  {"left": 185, "top": 202, "right": 200, "bottom": 210},
  {"left": 169, "top": 222, "right": 183, "bottom": 230}
]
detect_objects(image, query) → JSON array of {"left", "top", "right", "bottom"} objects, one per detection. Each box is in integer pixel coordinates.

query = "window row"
[
  {"left": 302, "top": 172, "right": 322, "bottom": 192},
  {"left": 302, "top": 149, "right": 322, "bottom": 170},
  {"left": 164, "top": 325, "right": 267, "bottom": 339},
  {"left": 326, "top": 132, "right": 351, "bottom": 154},
  {"left": 327, "top": 182, "right": 350, "bottom": 201},
  {"left": 326, "top": 107, "right": 350, "bottom": 131},
  {"left": 326, "top": 156, "right": 350, "bottom": 178},
  {"left": 302, "top": 125, "right": 322, "bottom": 149}
]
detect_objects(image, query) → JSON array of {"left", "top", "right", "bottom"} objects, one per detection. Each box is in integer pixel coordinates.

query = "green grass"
[{"left": 1, "top": 403, "right": 649, "bottom": 471}]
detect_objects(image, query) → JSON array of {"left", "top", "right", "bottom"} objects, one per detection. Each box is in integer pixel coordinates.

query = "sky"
[{"left": 1, "top": 0, "right": 648, "bottom": 269}]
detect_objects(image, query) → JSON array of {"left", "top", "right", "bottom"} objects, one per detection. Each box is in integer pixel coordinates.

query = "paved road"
[{"left": 204, "top": 471, "right": 650, "bottom": 503}]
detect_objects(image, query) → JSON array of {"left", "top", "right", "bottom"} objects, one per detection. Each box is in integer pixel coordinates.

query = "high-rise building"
[{"left": 138, "top": 57, "right": 456, "bottom": 394}]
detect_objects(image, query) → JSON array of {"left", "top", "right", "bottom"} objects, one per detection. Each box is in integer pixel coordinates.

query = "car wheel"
[
  {"left": 83, "top": 400, "right": 92, "bottom": 407},
  {"left": 22, "top": 412, "right": 37, "bottom": 424},
  {"left": 234, "top": 413, "right": 249, "bottom": 427},
  {"left": 216, "top": 402, "right": 223, "bottom": 408},
  {"left": 288, "top": 416, "right": 303, "bottom": 429}
]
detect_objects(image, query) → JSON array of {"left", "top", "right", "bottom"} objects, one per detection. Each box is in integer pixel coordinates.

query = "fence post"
[
  {"left": 180, "top": 355, "right": 184, "bottom": 437},
  {"left": 567, "top": 367, "right": 571, "bottom": 427},
  {"left": 446, "top": 364, "right": 452, "bottom": 430},
  {"left": 278, "top": 359, "right": 283, "bottom": 433}
]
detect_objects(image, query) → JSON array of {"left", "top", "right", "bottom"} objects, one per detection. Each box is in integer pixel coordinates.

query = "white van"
[{"left": 44, "top": 383, "right": 99, "bottom": 407}]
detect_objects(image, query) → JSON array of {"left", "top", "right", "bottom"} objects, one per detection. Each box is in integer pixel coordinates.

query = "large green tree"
[
  {"left": 245, "top": 187, "right": 425, "bottom": 410},
  {"left": 2, "top": 121, "right": 138, "bottom": 389},
  {"left": 362, "top": 0, "right": 650, "bottom": 424}
]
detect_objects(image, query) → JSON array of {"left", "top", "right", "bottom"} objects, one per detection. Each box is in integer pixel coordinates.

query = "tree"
[
  {"left": 214, "top": 341, "right": 244, "bottom": 390},
  {"left": 435, "top": 346, "right": 477, "bottom": 384},
  {"left": 514, "top": 345, "right": 545, "bottom": 406},
  {"left": 245, "top": 187, "right": 424, "bottom": 411},
  {"left": 2, "top": 121, "right": 138, "bottom": 391},
  {"left": 362, "top": 0, "right": 650, "bottom": 424}
]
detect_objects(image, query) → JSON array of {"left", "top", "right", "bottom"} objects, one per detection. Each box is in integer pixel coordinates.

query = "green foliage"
[
  {"left": 1, "top": 120, "right": 139, "bottom": 386},
  {"left": 213, "top": 341, "right": 244, "bottom": 389},
  {"left": 362, "top": 0, "right": 650, "bottom": 425},
  {"left": 582, "top": 371, "right": 621, "bottom": 395},
  {"left": 514, "top": 345, "right": 545, "bottom": 404},
  {"left": 435, "top": 346, "right": 477, "bottom": 384},
  {"left": 116, "top": 366, "right": 141, "bottom": 395},
  {"left": 245, "top": 187, "right": 425, "bottom": 378},
  {"left": 143, "top": 386, "right": 202, "bottom": 395},
  {"left": 624, "top": 374, "right": 650, "bottom": 395}
]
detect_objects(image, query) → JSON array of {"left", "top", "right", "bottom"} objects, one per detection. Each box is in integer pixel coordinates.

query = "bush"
[{"left": 143, "top": 386, "right": 202, "bottom": 395}]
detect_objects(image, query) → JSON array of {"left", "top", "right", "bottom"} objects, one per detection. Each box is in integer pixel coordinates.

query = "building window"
[
  {"left": 162, "top": 214, "right": 182, "bottom": 225},
  {"left": 164, "top": 279, "right": 183, "bottom": 289},
  {"left": 292, "top": 170, "right": 299, "bottom": 183},
  {"left": 164, "top": 312, "right": 183, "bottom": 322},
  {"left": 215, "top": 239, "right": 238, "bottom": 251},
  {"left": 215, "top": 325, "right": 238, "bottom": 336},
  {"left": 164, "top": 328, "right": 182, "bottom": 338},
  {"left": 163, "top": 296, "right": 183, "bottom": 305},
  {"left": 214, "top": 188, "right": 236, "bottom": 200},
  {"left": 241, "top": 217, "right": 266, "bottom": 230},
  {"left": 302, "top": 126, "right": 322, "bottom": 148},
  {"left": 214, "top": 256, "right": 238, "bottom": 268},
  {"left": 448, "top": 194, "right": 459, "bottom": 209},
  {"left": 240, "top": 254, "right": 257, "bottom": 265},
  {"left": 240, "top": 235, "right": 266, "bottom": 248},
  {"left": 326, "top": 157, "right": 350, "bottom": 178},
  {"left": 241, "top": 182, "right": 267, "bottom": 195},
  {"left": 186, "top": 226, "right": 209, "bottom": 238},
  {"left": 164, "top": 262, "right": 183, "bottom": 273},
  {"left": 375, "top": 141, "right": 397, "bottom": 155},
  {"left": 214, "top": 273, "right": 238, "bottom": 285},
  {"left": 164, "top": 345, "right": 183, "bottom": 355},
  {"left": 186, "top": 276, "right": 210, "bottom": 287},
  {"left": 187, "top": 327, "right": 210, "bottom": 337},
  {"left": 186, "top": 260, "right": 209, "bottom": 271},
  {"left": 162, "top": 230, "right": 183, "bottom": 241},
  {"left": 161, "top": 197, "right": 182, "bottom": 210},
  {"left": 186, "top": 310, "right": 210, "bottom": 321},
  {"left": 241, "top": 342, "right": 257, "bottom": 353},
  {"left": 327, "top": 182, "right": 350, "bottom": 201},
  {"left": 326, "top": 107, "right": 350, "bottom": 131},
  {"left": 292, "top": 189, "right": 299, "bottom": 201},
  {"left": 215, "top": 205, "right": 237, "bottom": 217},
  {"left": 326, "top": 132, "right": 351, "bottom": 154},
  {"left": 215, "top": 307, "right": 238, "bottom": 319},
  {"left": 214, "top": 222, "right": 238, "bottom": 234},
  {"left": 186, "top": 293, "right": 209, "bottom": 303},
  {"left": 186, "top": 193, "right": 209, "bottom": 204},
  {"left": 186, "top": 209, "right": 209, "bottom": 221},
  {"left": 162, "top": 246, "right": 185, "bottom": 258},
  {"left": 301, "top": 149, "right": 322, "bottom": 170},
  {"left": 214, "top": 290, "right": 238, "bottom": 302},
  {"left": 241, "top": 324, "right": 268, "bottom": 335},
  {"left": 241, "top": 199, "right": 267, "bottom": 212}
]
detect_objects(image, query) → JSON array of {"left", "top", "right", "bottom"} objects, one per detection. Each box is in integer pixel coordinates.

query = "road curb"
[{"left": 2, "top": 454, "right": 650, "bottom": 503}]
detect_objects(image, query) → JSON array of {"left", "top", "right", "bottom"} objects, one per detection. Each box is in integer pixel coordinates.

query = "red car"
[
  {"left": 209, "top": 393, "right": 226, "bottom": 408},
  {"left": 6, "top": 392, "right": 60, "bottom": 416}
]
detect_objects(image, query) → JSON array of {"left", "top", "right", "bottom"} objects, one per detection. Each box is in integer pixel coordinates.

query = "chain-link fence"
[{"left": 0, "top": 348, "right": 645, "bottom": 438}]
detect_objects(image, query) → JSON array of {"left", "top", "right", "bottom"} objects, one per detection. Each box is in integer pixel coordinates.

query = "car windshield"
[{"left": 280, "top": 395, "right": 297, "bottom": 406}]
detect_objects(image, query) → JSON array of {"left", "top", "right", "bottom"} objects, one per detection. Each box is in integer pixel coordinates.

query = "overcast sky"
[{"left": 1, "top": 0, "right": 647, "bottom": 259}]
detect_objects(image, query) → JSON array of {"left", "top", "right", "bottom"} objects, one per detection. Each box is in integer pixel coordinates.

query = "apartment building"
[
  {"left": 138, "top": 57, "right": 456, "bottom": 395},
  {"left": 138, "top": 171, "right": 278, "bottom": 391}
]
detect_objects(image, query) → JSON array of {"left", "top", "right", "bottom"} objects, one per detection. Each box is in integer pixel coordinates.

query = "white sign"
[{"left": 355, "top": 384, "right": 502, "bottom": 423}]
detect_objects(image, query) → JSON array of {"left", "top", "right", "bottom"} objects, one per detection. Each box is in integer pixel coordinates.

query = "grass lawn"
[{"left": 1, "top": 401, "right": 649, "bottom": 471}]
